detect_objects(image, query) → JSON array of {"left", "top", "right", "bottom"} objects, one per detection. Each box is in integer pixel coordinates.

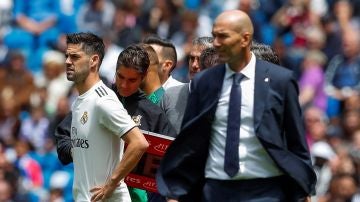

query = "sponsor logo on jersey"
[
  {"left": 132, "top": 115, "right": 142, "bottom": 126},
  {"left": 80, "top": 111, "right": 88, "bottom": 125},
  {"left": 71, "top": 137, "right": 89, "bottom": 149},
  {"left": 70, "top": 126, "right": 89, "bottom": 149}
]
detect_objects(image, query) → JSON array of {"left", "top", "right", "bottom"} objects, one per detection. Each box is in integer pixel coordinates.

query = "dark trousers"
[{"left": 202, "top": 176, "right": 304, "bottom": 202}]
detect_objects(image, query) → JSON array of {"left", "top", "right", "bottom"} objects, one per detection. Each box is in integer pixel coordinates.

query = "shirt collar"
[{"left": 225, "top": 52, "right": 256, "bottom": 80}]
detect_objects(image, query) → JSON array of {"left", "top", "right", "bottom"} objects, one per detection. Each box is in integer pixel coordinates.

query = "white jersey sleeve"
[{"left": 96, "top": 94, "right": 136, "bottom": 137}]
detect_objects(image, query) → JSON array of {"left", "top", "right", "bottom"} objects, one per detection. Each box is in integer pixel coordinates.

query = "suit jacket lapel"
[
  {"left": 182, "top": 65, "right": 225, "bottom": 130},
  {"left": 254, "top": 60, "right": 270, "bottom": 131},
  {"left": 197, "top": 65, "right": 225, "bottom": 120}
]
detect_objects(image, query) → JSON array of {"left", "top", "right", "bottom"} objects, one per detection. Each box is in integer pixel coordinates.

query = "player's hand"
[{"left": 90, "top": 182, "right": 118, "bottom": 202}]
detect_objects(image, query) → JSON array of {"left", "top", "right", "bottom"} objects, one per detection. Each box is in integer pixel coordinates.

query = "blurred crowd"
[{"left": 0, "top": 0, "right": 360, "bottom": 201}]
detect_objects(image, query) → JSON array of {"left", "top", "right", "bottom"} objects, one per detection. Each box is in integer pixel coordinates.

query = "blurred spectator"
[
  {"left": 99, "top": 32, "right": 123, "bottom": 84},
  {"left": 0, "top": 0, "right": 12, "bottom": 63},
  {"left": 271, "top": 0, "right": 319, "bottom": 77},
  {"left": 324, "top": 173, "right": 360, "bottom": 202},
  {"left": 333, "top": 0, "right": 360, "bottom": 33},
  {"left": 311, "top": 141, "right": 336, "bottom": 199},
  {"left": 142, "top": 0, "right": 181, "bottom": 39},
  {"left": 238, "top": 0, "right": 277, "bottom": 45},
  {"left": 19, "top": 106, "right": 49, "bottom": 153},
  {"left": 343, "top": 94, "right": 360, "bottom": 112},
  {"left": 32, "top": 137, "right": 63, "bottom": 191},
  {"left": 29, "top": 87, "right": 48, "bottom": 113},
  {"left": 112, "top": 2, "right": 143, "bottom": 48},
  {"left": 305, "top": 25, "right": 327, "bottom": 53},
  {"left": 58, "top": 0, "right": 86, "bottom": 34},
  {"left": 271, "top": 0, "right": 316, "bottom": 47},
  {"left": 325, "top": 29, "right": 360, "bottom": 119},
  {"left": 0, "top": 97, "right": 20, "bottom": 147},
  {"left": 272, "top": 37, "right": 301, "bottom": 78},
  {"left": 14, "top": 139, "right": 45, "bottom": 201},
  {"left": 309, "top": 0, "right": 329, "bottom": 19},
  {"left": 331, "top": 144, "right": 357, "bottom": 176},
  {"left": 299, "top": 50, "right": 327, "bottom": 111},
  {"left": 0, "top": 141, "right": 22, "bottom": 201},
  {"left": 0, "top": 179, "right": 13, "bottom": 201},
  {"left": 49, "top": 188, "right": 65, "bottom": 202},
  {"left": 341, "top": 109, "right": 360, "bottom": 141},
  {"left": 49, "top": 170, "right": 72, "bottom": 202},
  {"left": 304, "top": 106, "right": 329, "bottom": 147},
  {"left": 3, "top": 0, "right": 61, "bottom": 73},
  {"left": 349, "top": 130, "right": 360, "bottom": 176},
  {"left": 39, "top": 50, "right": 72, "bottom": 117},
  {"left": 76, "top": 0, "right": 115, "bottom": 36},
  {"left": 171, "top": 10, "right": 199, "bottom": 62},
  {"left": 320, "top": 14, "right": 342, "bottom": 62},
  {"left": 0, "top": 0, "right": 12, "bottom": 37},
  {"left": 0, "top": 51, "right": 35, "bottom": 112}
]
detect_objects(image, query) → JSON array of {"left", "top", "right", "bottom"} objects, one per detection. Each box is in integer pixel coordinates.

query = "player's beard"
[{"left": 68, "top": 65, "right": 90, "bottom": 84}]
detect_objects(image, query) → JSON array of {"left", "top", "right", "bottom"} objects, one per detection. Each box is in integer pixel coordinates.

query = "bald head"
[
  {"left": 215, "top": 10, "right": 254, "bottom": 36},
  {"left": 212, "top": 10, "right": 254, "bottom": 71}
]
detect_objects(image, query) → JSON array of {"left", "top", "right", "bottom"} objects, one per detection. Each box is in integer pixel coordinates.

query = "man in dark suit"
[{"left": 156, "top": 10, "right": 316, "bottom": 202}]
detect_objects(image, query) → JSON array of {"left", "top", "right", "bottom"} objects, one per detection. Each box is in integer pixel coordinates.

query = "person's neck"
[
  {"left": 142, "top": 71, "right": 162, "bottom": 95},
  {"left": 161, "top": 74, "right": 170, "bottom": 85},
  {"left": 76, "top": 74, "right": 101, "bottom": 95}
]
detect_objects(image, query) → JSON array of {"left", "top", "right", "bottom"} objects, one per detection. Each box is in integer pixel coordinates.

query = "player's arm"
[
  {"left": 90, "top": 127, "right": 148, "bottom": 201},
  {"left": 112, "top": 126, "right": 149, "bottom": 184}
]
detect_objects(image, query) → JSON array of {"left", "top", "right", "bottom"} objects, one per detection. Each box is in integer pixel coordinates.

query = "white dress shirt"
[
  {"left": 162, "top": 75, "right": 184, "bottom": 90},
  {"left": 205, "top": 52, "right": 283, "bottom": 180}
]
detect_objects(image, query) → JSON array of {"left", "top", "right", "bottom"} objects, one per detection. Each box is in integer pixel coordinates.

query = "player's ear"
[{"left": 90, "top": 55, "right": 100, "bottom": 71}]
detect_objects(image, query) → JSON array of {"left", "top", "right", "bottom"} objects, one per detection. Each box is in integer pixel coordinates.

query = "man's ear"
[
  {"left": 90, "top": 55, "right": 100, "bottom": 71},
  {"left": 163, "top": 60, "right": 173, "bottom": 73},
  {"left": 241, "top": 32, "right": 252, "bottom": 48}
]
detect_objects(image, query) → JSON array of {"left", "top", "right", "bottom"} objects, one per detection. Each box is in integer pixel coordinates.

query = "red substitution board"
[{"left": 124, "top": 130, "right": 174, "bottom": 192}]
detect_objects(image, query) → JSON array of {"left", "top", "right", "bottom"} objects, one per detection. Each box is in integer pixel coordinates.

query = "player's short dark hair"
[
  {"left": 66, "top": 32, "right": 105, "bottom": 67},
  {"left": 140, "top": 44, "right": 159, "bottom": 66},
  {"left": 143, "top": 36, "right": 177, "bottom": 71},
  {"left": 116, "top": 44, "right": 150, "bottom": 75}
]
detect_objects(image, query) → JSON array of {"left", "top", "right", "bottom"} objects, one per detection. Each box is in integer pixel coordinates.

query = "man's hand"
[
  {"left": 167, "top": 199, "right": 179, "bottom": 202},
  {"left": 89, "top": 182, "right": 118, "bottom": 202}
]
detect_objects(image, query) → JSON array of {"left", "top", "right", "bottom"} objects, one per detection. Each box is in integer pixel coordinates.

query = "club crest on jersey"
[
  {"left": 80, "top": 111, "right": 88, "bottom": 125},
  {"left": 132, "top": 115, "right": 142, "bottom": 126}
]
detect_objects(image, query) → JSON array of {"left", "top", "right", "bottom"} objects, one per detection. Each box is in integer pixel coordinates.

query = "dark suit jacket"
[{"left": 156, "top": 60, "right": 317, "bottom": 201}]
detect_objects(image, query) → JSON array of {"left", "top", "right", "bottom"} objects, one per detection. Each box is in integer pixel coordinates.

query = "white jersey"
[{"left": 71, "top": 81, "right": 135, "bottom": 202}]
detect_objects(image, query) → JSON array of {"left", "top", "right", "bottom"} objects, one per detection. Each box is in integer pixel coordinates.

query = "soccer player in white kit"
[{"left": 64, "top": 32, "right": 149, "bottom": 202}]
